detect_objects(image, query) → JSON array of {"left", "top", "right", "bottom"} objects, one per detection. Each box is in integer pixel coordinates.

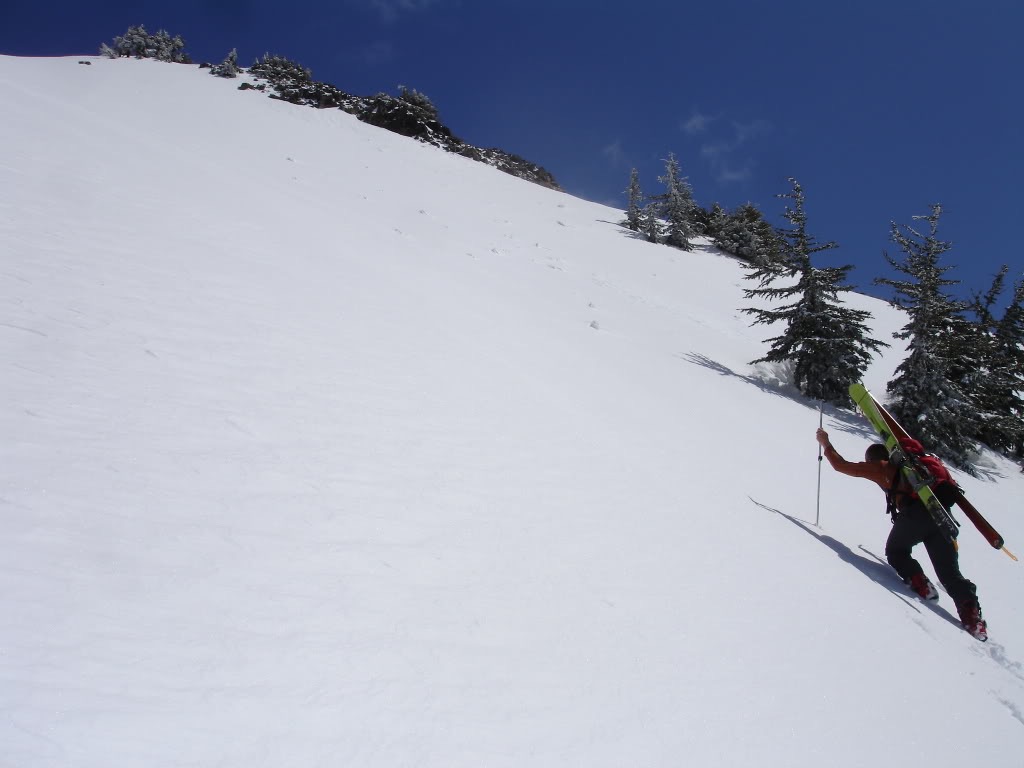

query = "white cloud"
[
  {"left": 691, "top": 116, "right": 771, "bottom": 185},
  {"left": 717, "top": 163, "right": 754, "bottom": 184},
  {"left": 368, "top": 0, "right": 445, "bottom": 22},
  {"left": 682, "top": 111, "right": 715, "bottom": 135},
  {"left": 700, "top": 142, "right": 730, "bottom": 160},
  {"left": 732, "top": 119, "right": 771, "bottom": 144},
  {"left": 358, "top": 41, "right": 395, "bottom": 65},
  {"left": 601, "top": 140, "right": 627, "bottom": 168}
]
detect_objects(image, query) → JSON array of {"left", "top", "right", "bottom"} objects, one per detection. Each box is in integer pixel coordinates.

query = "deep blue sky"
[{"left": 3, "top": 0, "right": 1022, "bottom": 308}]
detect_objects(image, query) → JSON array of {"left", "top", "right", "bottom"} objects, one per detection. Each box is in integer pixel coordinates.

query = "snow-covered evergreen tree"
[
  {"left": 973, "top": 271, "right": 1024, "bottom": 457},
  {"left": 714, "top": 202, "right": 780, "bottom": 265},
  {"left": 655, "top": 154, "right": 699, "bottom": 250},
  {"left": 398, "top": 86, "right": 439, "bottom": 121},
  {"left": 960, "top": 267, "right": 1009, "bottom": 452},
  {"left": 105, "top": 25, "right": 190, "bottom": 63},
  {"left": 211, "top": 49, "right": 240, "bottom": 78},
  {"left": 743, "top": 178, "right": 886, "bottom": 406},
  {"left": 623, "top": 168, "right": 643, "bottom": 232},
  {"left": 996, "top": 277, "right": 1024, "bottom": 458},
  {"left": 875, "top": 204, "right": 976, "bottom": 470},
  {"left": 702, "top": 202, "right": 727, "bottom": 242},
  {"left": 110, "top": 25, "right": 147, "bottom": 57},
  {"left": 250, "top": 54, "right": 313, "bottom": 85},
  {"left": 641, "top": 202, "right": 662, "bottom": 244},
  {"left": 151, "top": 29, "right": 188, "bottom": 62}
]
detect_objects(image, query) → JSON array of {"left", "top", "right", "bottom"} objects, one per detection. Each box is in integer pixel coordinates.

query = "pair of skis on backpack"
[{"left": 849, "top": 383, "right": 1016, "bottom": 562}]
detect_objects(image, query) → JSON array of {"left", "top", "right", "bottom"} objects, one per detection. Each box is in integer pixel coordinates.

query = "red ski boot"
[
  {"left": 957, "top": 599, "right": 988, "bottom": 642},
  {"left": 909, "top": 573, "right": 939, "bottom": 601}
]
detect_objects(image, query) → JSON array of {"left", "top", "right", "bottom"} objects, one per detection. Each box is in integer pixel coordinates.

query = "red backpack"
[
  {"left": 898, "top": 437, "right": 954, "bottom": 489},
  {"left": 885, "top": 437, "right": 959, "bottom": 518}
]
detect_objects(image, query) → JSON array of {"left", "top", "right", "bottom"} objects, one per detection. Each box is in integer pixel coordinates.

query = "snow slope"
[{"left": 1, "top": 55, "right": 1022, "bottom": 767}]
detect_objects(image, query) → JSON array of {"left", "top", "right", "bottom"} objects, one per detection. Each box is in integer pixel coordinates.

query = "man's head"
[{"left": 865, "top": 443, "right": 889, "bottom": 463}]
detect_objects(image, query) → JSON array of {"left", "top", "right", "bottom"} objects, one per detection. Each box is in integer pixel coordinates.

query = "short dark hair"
[{"left": 865, "top": 444, "right": 889, "bottom": 462}]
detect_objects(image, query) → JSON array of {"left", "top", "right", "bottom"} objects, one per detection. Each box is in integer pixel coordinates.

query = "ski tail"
[
  {"left": 952, "top": 489, "right": 1003, "bottom": 549},
  {"left": 953, "top": 489, "right": 1018, "bottom": 560}
]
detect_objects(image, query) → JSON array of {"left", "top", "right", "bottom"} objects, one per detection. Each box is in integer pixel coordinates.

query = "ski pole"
[{"left": 816, "top": 403, "right": 823, "bottom": 527}]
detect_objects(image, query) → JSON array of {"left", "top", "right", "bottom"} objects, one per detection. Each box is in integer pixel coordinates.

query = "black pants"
[{"left": 885, "top": 500, "right": 978, "bottom": 607}]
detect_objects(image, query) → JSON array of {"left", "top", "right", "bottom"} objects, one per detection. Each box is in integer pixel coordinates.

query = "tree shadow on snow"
[
  {"left": 748, "top": 496, "right": 962, "bottom": 631},
  {"left": 682, "top": 353, "right": 865, "bottom": 426},
  {"left": 681, "top": 352, "right": 799, "bottom": 402},
  {"left": 680, "top": 352, "right": 890, "bottom": 441}
]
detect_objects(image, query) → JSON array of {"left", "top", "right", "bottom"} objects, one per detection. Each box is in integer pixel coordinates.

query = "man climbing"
[{"left": 815, "top": 428, "right": 988, "bottom": 641}]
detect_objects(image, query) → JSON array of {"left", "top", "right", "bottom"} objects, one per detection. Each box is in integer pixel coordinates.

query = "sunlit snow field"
[{"left": 2, "top": 55, "right": 1022, "bottom": 767}]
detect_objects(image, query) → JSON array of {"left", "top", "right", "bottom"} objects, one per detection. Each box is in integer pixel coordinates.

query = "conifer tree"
[
  {"left": 111, "top": 25, "right": 148, "bottom": 57},
  {"left": 714, "top": 202, "right": 780, "bottom": 265},
  {"left": 655, "top": 153, "right": 698, "bottom": 250},
  {"left": 875, "top": 204, "right": 976, "bottom": 469},
  {"left": 105, "top": 25, "right": 190, "bottom": 63},
  {"left": 623, "top": 168, "right": 643, "bottom": 232},
  {"left": 151, "top": 29, "right": 188, "bottom": 62},
  {"left": 398, "top": 85, "right": 439, "bottom": 121},
  {"left": 743, "top": 178, "right": 885, "bottom": 405},
  {"left": 961, "top": 267, "right": 1009, "bottom": 451},
  {"left": 641, "top": 202, "right": 662, "bottom": 244},
  {"left": 999, "top": 278, "right": 1024, "bottom": 458},
  {"left": 211, "top": 48, "right": 239, "bottom": 78},
  {"left": 981, "top": 272, "right": 1024, "bottom": 457},
  {"left": 703, "top": 202, "right": 727, "bottom": 243}
]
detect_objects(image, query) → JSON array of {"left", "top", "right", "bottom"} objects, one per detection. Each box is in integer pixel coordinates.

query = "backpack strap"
[
  {"left": 884, "top": 450, "right": 959, "bottom": 520},
  {"left": 885, "top": 467, "right": 903, "bottom": 519},
  {"left": 884, "top": 448, "right": 914, "bottom": 519}
]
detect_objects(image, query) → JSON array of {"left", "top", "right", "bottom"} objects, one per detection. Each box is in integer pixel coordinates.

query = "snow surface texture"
[{"left": 1, "top": 56, "right": 1022, "bottom": 767}]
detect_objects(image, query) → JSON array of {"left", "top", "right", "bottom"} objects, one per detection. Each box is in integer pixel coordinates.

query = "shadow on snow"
[
  {"left": 680, "top": 351, "right": 872, "bottom": 432},
  {"left": 748, "top": 496, "right": 963, "bottom": 632},
  {"left": 682, "top": 352, "right": 1011, "bottom": 483}
]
